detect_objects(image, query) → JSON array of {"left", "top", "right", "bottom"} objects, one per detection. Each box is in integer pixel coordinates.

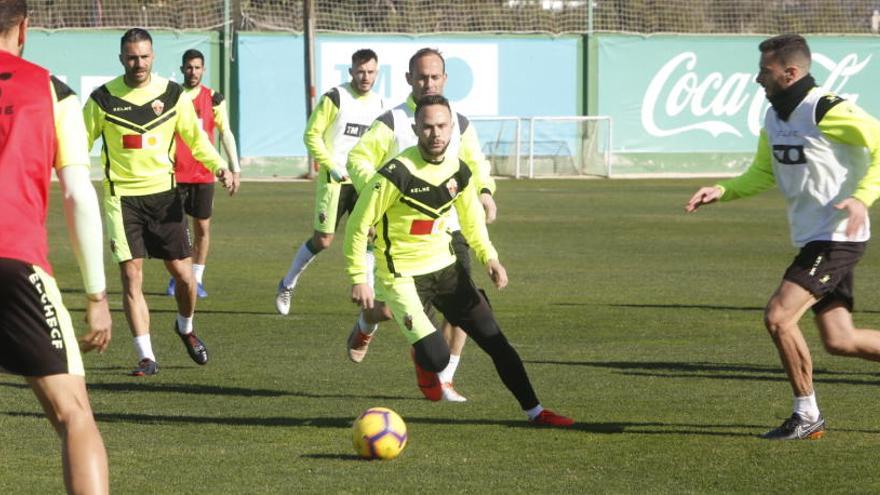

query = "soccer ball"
[{"left": 352, "top": 407, "right": 408, "bottom": 460}]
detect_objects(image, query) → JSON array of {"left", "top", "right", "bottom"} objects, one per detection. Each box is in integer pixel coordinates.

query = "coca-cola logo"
[{"left": 641, "top": 51, "right": 870, "bottom": 139}]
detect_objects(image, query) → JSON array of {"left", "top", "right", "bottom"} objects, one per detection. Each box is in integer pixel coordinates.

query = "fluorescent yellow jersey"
[
  {"left": 345, "top": 146, "right": 498, "bottom": 285},
  {"left": 717, "top": 89, "right": 880, "bottom": 246},
  {"left": 304, "top": 83, "right": 384, "bottom": 183},
  {"left": 346, "top": 94, "right": 496, "bottom": 195},
  {"left": 83, "top": 74, "right": 227, "bottom": 196}
]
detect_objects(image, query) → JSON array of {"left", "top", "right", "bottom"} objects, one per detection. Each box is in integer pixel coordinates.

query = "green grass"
[{"left": 3, "top": 179, "right": 880, "bottom": 493}]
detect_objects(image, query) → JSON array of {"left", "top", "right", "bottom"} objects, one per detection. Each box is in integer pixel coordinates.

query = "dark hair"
[
  {"left": 120, "top": 28, "right": 152, "bottom": 51},
  {"left": 759, "top": 34, "right": 811, "bottom": 67},
  {"left": 408, "top": 47, "right": 445, "bottom": 74},
  {"left": 351, "top": 48, "right": 377, "bottom": 67},
  {"left": 414, "top": 94, "right": 451, "bottom": 120},
  {"left": 0, "top": 0, "right": 27, "bottom": 34},
  {"left": 182, "top": 48, "right": 204, "bottom": 66}
]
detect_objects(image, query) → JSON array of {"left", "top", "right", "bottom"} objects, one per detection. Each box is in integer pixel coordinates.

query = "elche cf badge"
[
  {"left": 151, "top": 99, "right": 165, "bottom": 116},
  {"left": 446, "top": 177, "right": 459, "bottom": 196}
]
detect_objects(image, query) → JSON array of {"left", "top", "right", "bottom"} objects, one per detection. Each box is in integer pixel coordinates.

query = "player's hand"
[
  {"left": 351, "top": 283, "right": 374, "bottom": 310},
  {"left": 79, "top": 294, "right": 111, "bottom": 353},
  {"left": 835, "top": 197, "right": 868, "bottom": 239},
  {"left": 229, "top": 171, "right": 241, "bottom": 195},
  {"left": 217, "top": 168, "right": 236, "bottom": 195},
  {"left": 330, "top": 167, "right": 349, "bottom": 183},
  {"left": 487, "top": 259, "right": 508, "bottom": 290},
  {"left": 685, "top": 186, "right": 723, "bottom": 212},
  {"left": 480, "top": 192, "right": 497, "bottom": 224}
]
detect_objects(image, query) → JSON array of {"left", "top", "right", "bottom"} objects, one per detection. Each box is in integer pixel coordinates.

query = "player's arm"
[
  {"left": 347, "top": 114, "right": 395, "bottom": 193},
  {"left": 686, "top": 130, "right": 775, "bottom": 212},
  {"left": 816, "top": 98, "right": 880, "bottom": 236},
  {"left": 344, "top": 173, "right": 399, "bottom": 308},
  {"left": 52, "top": 78, "right": 111, "bottom": 353},
  {"left": 176, "top": 96, "right": 234, "bottom": 191},
  {"left": 459, "top": 119, "right": 498, "bottom": 223},
  {"left": 454, "top": 170, "right": 505, "bottom": 288},
  {"left": 81, "top": 92, "right": 105, "bottom": 150},
  {"left": 304, "top": 90, "right": 343, "bottom": 180},
  {"left": 212, "top": 93, "right": 241, "bottom": 173}
]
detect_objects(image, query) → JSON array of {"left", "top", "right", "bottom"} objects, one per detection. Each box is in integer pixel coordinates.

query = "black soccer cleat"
[
  {"left": 176, "top": 322, "right": 209, "bottom": 365},
  {"left": 761, "top": 413, "right": 825, "bottom": 440}
]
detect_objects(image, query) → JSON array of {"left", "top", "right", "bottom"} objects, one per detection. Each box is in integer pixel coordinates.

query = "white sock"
[
  {"left": 437, "top": 354, "right": 461, "bottom": 384},
  {"left": 793, "top": 392, "right": 820, "bottom": 422},
  {"left": 357, "top": 313, "right": 378, "bottom": 336},
  {"left": 365, "top": 248, "right": 376, "bottom": 289},
  {"left": 192, "top": 264, "right": 205, "bottom": 284},
  {"left": 133, "top": 334, "right": 156, "bottom": 361},
  {"left": 283, "top": 242, "right": 318, "bottom": 289},
  {"left": 176, "top": 314, "right": 193, "bottom": 335},
  {"left": 525, "top": 404, "right": 544, "bottom": 420}
]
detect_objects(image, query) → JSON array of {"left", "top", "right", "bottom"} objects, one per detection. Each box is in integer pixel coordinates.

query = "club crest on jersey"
[
  {"left": 318, "top": 212, "right": 327, "bottom": 224},
  {"left": 404, "top": 314, "right": 413, "bottom": 331},
  {"left": 151, "top": 99, "right": 165, "bottom": 116},
  {"left": 446, "top": 178, "right": 459, "bottom": 196}
]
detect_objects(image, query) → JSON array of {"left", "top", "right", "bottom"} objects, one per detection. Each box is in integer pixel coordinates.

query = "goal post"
[
  {"left": 527, "top": 116, "right": 612, "bottom": 178},
  {"left": 471, "top": 115, "right": 613, "bottom": 179}
]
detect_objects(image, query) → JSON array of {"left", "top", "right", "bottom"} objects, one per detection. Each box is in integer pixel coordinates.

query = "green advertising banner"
[{"left": 597, "top": 34, "right": 880, "bottom": 175}]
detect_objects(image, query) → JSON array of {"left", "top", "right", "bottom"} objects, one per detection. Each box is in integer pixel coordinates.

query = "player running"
[
  {"left": 83, "top": 28, "right": 234, "bottom": 376},
  {"left": 275, "top": 48, "right": 385, "bottom": 315},
  {"left": 345, "top": 95, "right": 573, "bottom": 427},
  {"left": 0, "top": 1, "right": 111, "bottom": 491},
  {"left": 686, "top": 34, "right": 880, "bottom": 440},
  {"left": 166, "top": 48, "right": 242, "bottom": 298},
  {"left": 345, "top": 47, "right": 497, "bottom": 402}
]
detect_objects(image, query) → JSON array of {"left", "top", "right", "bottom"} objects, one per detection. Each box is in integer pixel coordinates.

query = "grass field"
[{"left": 3, "top": 179, "right": 880, "bottom": 494}]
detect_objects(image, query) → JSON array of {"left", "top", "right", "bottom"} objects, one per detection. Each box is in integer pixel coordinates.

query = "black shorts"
[
  {"left": 0, "top": 258, "right": 83, "bottom": 377},
  {"left": 106, "top": 188, "right": 192, "bottom": 262},
  {"left": 783, "top": 241, "right": 866, "bottom": 314},
  {"left": 178, "top": 182, "right": 215, "bottom": 220},
  {"left": 450, "top": 230, "right": 472, "bottom": 275}
]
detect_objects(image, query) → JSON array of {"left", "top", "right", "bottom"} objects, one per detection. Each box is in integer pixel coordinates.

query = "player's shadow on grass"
[
  {"left": 603, "top": 302, "right": 880, "bottom": 315},
  {"left": 526, "top": 360, "right": 880, "bottom": 386}
]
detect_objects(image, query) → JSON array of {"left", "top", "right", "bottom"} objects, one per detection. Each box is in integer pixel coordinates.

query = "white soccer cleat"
[
  {"left": 275, "top": 280, "right": 293, "bottom": 315},
  {"left": 441, "top": 382, "right": 467, "bottom": 402},
  {"left": 347, "top": 323, "right": 374, "bottom": 363}
]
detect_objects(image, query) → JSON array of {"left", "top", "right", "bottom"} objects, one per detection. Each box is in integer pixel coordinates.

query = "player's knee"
[
  {"left": 413, "top": 332, "right": 450, "bottom": 372},
  {"left": 763, "top": 307, "right": 792, "bottom": 337}
]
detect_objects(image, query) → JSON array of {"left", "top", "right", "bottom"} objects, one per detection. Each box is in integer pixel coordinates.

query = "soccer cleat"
[
  {"left": 130, "top": 358, "right": 159, "bottom": 376},
  {"left": 275, "top": 280, "right": 293, "bottom": 315},
  {"left": 530, "top": 409, "right": 575, "bottom": 428},
  {"left": 441, "top": 382, "right": 467, "bottom": 402},
  {"left": 347, "top": 323, "right": 373, "bottom": 363},
  {"left": 761, "top": 413, "right": 825, "bottom": 440},
  {"left": 410, "top": 349, "right": 442, "bottom": 402},
  {"left": 176, "top": 322, "right": 208, "bottom": 365},
  {"left": 167, "top": 278, "right": 208, "bottom": 298}
]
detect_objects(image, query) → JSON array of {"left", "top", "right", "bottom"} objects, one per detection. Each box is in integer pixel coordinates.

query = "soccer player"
[
  {"left": 0, "top": 1, "right": 111, "bottom": 492},
  {"left": 84, "top": 28, "right": 234, "bottom": 376},
  {"left": 345, "top": 95, "right": 573, "bottom": 427},
  {"left": 686, "top": 34, "right": 880, "bottom": 440},
  {"left": 345, "top": 47, "right": 497, "bottom": 402},
  {"left": 275, "top": 49, "right": 385, "bottom": 315},
  {"left": 165, "top": 48, "right": 242, "bottom": 298}
]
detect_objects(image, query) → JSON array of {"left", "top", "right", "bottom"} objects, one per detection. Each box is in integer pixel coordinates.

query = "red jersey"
[
  {"left": 174, "top": 85, "right": 223, "bottom": 183},
  {"left": 0, "top": 52, "right": 59, "bottom": 274}
]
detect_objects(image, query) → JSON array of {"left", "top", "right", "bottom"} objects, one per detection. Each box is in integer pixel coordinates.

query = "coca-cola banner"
[{"left": 598, "top": 35, "right": 878, "bottom": 175}]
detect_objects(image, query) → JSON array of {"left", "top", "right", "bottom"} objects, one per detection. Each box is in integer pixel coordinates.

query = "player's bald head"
[
  {"left": 0, "top": 0, "right": 26, "bottom": 34},
  {"left": 759, "top": 34, "right": 811, "bottom": 72}
]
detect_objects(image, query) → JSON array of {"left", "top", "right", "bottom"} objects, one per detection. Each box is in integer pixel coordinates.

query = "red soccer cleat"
[{"left": 530, "top": 409, "right": 575, "bottom": 427}]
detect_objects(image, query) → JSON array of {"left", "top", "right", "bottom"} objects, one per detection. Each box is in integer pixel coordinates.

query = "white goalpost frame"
[
  {"left": 470, "top": 116, "right": 523, "bottom": 178},
  {"left": 527, "top": 115, "right": 613, "bottom": 178}
]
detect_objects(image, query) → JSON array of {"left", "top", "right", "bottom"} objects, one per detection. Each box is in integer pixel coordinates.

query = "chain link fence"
[{"left": 25, "top": 0, "right": 880, "bottom": 34}]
